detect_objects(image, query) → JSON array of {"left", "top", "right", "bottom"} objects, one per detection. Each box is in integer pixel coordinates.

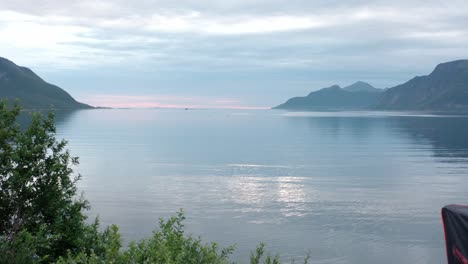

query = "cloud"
[{"left": 2, "top": 2, "right": 468, "bottom": 69}]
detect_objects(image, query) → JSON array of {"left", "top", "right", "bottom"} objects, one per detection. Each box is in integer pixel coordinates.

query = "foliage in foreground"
[
  {"left": 0, "top": 100, "right": 310, "bottom": 264},
  {"left": 0, "top": 100, "right": 88, "bottom": 263}
]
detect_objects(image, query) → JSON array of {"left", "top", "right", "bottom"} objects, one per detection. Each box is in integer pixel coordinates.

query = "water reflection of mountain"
[
  {"left": 17, "top": 109, "right": 468, "bottom": 161},
  {"left": 17, "top": 109, "right": 81, "bottom": 129},
  {"left": 286, "top": 113, "right": 468, "bottom": 160},
  {"left": 389, "top": 116, "right": 468, "bottom": 159}
]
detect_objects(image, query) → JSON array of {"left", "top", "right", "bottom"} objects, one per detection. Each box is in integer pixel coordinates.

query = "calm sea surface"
[{"left": 52, "top": 109, "right": 468, "bottom": 263}]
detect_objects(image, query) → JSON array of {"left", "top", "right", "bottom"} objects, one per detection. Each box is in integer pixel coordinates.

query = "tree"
[
  {"left": 0, "top": 100, "right": 88, "bottom": 262},
  {"left": 0, "top": 100, "right": 311, "bottom": 264}
]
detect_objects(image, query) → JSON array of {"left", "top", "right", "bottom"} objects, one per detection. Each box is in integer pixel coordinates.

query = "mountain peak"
[
  {"left": 0, "top": 57, "right": 20, "bottom": 73},
  {"left": 431, "top": 59, "right": 468, "bottom": 76},
  {"left": 0, "top": 57, "right": 43, "bottom": 82},
  {"left": 0, "top": 57, "right": 15, "bottom": 64},
  {"left": 275, "top": 83, "right": 381, "bottom": 110},
  {"left": 275, "top": 59, "right": 468, "bottom": 111},
  {"left": 0, "top": 57, "right": 92, "bottom": 109},
  {"left": 343, "top": 81, "right": 379, "bottom": 92},
  {"left": 328, "top": 84, "right": 341, "bottom": 89},
  {"left": 377, "top": 59, "right": 468, "bottom": 111}
]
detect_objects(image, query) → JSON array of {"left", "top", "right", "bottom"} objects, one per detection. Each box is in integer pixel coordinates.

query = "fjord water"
[{"left": 54, "top": 109, "right": 468, "bottom": 264}]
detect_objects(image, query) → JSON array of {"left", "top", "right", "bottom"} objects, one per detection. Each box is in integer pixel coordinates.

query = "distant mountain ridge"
[
  {"left": 376, "top": 60, "right": 468, "bottom": 110},
  {"left": 275, "top": 60, "right": 468, "bottom": 112},
  {"left": 274, "top": 81, "right": 383, "bottom": 110},
  {"left": 0, "top": 57, "right": 92, "bottom": 109}
]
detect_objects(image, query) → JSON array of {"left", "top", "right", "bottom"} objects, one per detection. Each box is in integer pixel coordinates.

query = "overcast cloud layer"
[{"left": 1, "top": 0, "right": 468, "bottom": 108}]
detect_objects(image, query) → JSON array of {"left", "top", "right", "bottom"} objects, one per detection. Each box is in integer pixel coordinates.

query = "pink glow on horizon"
[{"left": 78, "top": 94, "right": 269, "bottom": 110}]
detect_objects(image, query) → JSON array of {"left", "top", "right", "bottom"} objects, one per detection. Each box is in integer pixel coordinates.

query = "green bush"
[
  {"left": 55, "top": 210, "right": 235, "bottom": 264},
  {"left": 0, "top": 101, "right": 310, "bottom": 264},
  {"left": 0, "top": 101, "right": 88, "bottom": 263}
]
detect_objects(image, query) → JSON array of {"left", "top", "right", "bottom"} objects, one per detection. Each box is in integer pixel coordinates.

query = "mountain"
[
  {"left": 273, "top": 82, "right": 382, "bottom": 110},
  {"left": 343, "top": 81, "right": 381, "bottom": 93},
  {"left": 376, "top": 60, "right": 468, "bottom": 110},
  {"left": 0, "top": 57, "right": 92, "bottom": 109}
]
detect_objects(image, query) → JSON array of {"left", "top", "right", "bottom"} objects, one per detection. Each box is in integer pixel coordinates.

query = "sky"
[{"left": 1, "top": 0, "right": 468, "bottom": 108}]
